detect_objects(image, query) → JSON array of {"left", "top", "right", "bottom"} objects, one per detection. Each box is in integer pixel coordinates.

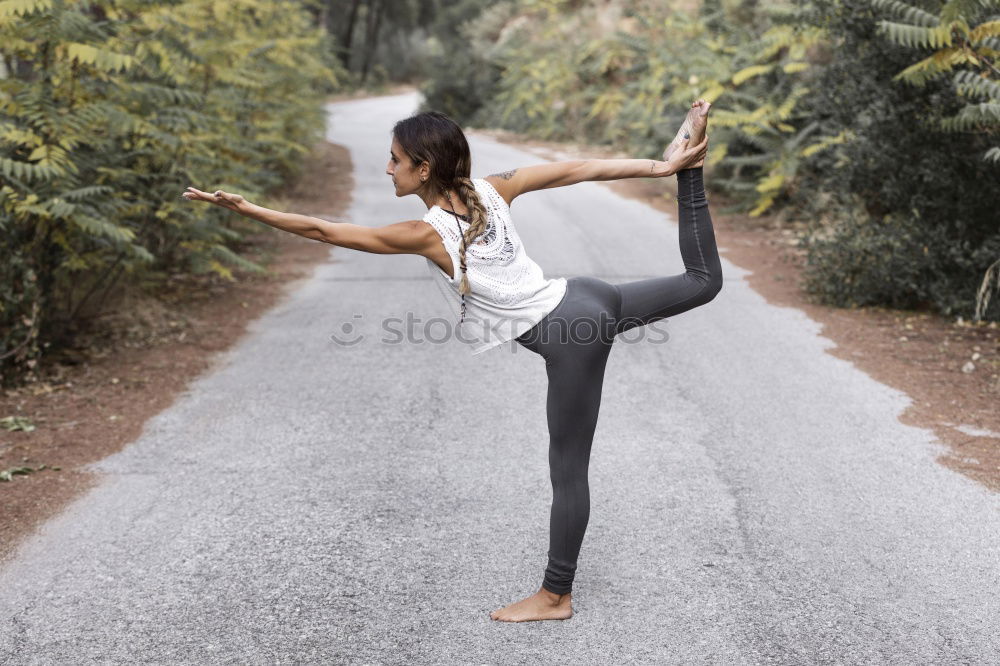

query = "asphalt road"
[{"left": 1, "top": 92, "right": 997, "bottom": 665}]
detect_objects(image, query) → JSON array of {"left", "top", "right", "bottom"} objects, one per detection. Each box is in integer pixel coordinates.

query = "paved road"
[{"left": 1, "top": 92, "right": 997, "bottom": 664}]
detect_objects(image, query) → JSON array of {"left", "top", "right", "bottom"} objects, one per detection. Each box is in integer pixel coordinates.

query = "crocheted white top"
[{"left": 422, "top": 178, "right": 568, "bottom": 355}]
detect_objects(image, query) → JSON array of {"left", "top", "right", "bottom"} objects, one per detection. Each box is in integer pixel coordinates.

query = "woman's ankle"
[{"left": 538, "top": 585, "right": 571, "bottom": 603}]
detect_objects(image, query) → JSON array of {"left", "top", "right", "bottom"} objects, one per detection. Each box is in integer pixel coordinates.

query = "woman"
[{"left": 182, "top": 100, "right": 719, "bottom": 623}]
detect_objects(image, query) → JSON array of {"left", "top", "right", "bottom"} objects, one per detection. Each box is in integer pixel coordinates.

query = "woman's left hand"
[
  {"left": 663, "top": 135, "right": 708, "bottom": 174},
  {"left": 182, "top": 187, "right": 247, "bottom": 213}
]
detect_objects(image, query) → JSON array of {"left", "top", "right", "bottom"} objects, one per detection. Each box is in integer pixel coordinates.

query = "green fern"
[
  {"left": 872, "top": 0, "right": 999, "bottom": 157},
  {"left": 0, "top": 0, "right": 345, "bottom": 384},
  {"left": 871, "top": 0, "right": 1000, "bottom": 320},
  {"left": 877, "top": 22, "right": 953, "bottom": 48},
  {"left": 0, "top": 0, "right": 55, "bottom": 20},
  {"left": 870, "top": 0, "right": 939, "bottom": 27},
  {"left": 940, "top": 100, "right": 1000, "bottom": 130},
  {"left": 954, "top": 68, "right": 1000, "bottom": 97},
  {"left": 894, "top": 47, "right": 977, "bottom": 85}
]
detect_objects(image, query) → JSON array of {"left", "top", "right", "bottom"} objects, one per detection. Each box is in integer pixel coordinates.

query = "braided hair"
[{"left": 392, "top": 111, "right": 488, "bottom": 319}]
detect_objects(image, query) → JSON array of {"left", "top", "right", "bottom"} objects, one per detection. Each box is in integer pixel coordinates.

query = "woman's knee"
[
  {"left": 688, "top": 266, "right": 723, "bottom": 304},
  {"left": 703, "top": 273, "right": 723, "bottom": 302}
]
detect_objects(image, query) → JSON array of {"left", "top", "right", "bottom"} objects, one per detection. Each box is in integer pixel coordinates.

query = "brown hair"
[{"left": 392, "top": 111, "right": 488, "bottom": 309}]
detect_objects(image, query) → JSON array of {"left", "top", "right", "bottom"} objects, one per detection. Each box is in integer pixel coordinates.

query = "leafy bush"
[
  {"left": 796, "top": 0, "right": 1000, "bottom": 320},
  {"left": 418, "top": 1, "right": 516, "bottom": 123},
  {"left": 0, "top": 0, "right": 345, "bottom": 386}
]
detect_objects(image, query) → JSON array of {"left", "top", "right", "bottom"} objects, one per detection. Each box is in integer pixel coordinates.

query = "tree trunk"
[
  {"left": 339, "top": 0, "right": 363, "bottom": 70},
  {"left": 360, "top": 0, "right": 384, "bottom": 85}
]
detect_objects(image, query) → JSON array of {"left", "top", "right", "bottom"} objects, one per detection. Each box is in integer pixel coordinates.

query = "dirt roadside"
[
  {"left": 0, "top": 139, "right": 353, "bottom": 565},
  {"left": 473, "top": 127, "right": 1000, "bottom": 493}
]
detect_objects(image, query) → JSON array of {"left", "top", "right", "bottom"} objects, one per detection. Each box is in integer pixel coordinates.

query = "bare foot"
[
  {"left": 663, "top": 99, "right": 712, "bottom": 164},
  {"left": 489, "top": 587, "right": 573, "bottom": 622}
]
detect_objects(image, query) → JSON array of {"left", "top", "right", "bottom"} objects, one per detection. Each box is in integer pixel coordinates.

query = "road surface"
[{"left": 1, "top": 92, "right": 997, "bottom": 664}]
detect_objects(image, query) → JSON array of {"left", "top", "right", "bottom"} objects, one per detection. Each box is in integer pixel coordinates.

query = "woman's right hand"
[
  {"left": 663, "top": 135, "right": 708, "bottom": 175},
  {"left": 181, "top": 187, "right": 248, "bottom": 213}
]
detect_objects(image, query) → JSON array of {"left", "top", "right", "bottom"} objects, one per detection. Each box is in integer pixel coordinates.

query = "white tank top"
[{"left": 422, "top": 178, "right": 568, "bottom": 355}]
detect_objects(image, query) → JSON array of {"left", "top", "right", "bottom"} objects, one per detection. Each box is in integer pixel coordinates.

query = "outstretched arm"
[
  {"left": 182, "top": 187, "right": 434, "bottom": 254},
  {"left": 486, "top": 135, "right": 708, "bottom": 206}
]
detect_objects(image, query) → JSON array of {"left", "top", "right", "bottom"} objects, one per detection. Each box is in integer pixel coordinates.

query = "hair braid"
[{"left": 450, "top": 176, "right": 489, "bottom": 297}]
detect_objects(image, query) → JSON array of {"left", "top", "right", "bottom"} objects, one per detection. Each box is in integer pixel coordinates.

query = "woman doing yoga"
[{"left": 182, "top": 99, "right": 720, "bottom": 623}]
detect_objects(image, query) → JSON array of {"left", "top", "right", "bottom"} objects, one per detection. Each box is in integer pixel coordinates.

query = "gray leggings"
[{"left": 513, "top": 167, "right": 723, "bottom": 595}]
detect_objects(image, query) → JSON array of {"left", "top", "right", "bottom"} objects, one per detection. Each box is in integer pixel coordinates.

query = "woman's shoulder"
[{"left": 475, "top": 176, "right": 512, "bottom": 212}]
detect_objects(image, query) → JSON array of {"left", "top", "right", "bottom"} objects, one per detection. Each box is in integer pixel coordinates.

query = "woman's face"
[{"left": 386, "top": 136, "right": 427, "bottom": 197}]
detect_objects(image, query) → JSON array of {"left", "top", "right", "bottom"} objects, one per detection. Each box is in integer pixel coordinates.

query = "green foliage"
[
  {"left": 869, "top": 0, "right": 939, "bottom": 27},
  {"left": 433, "top": 0, "right": 835, "bottom": 217},
  {"left": 418, "top": 1, "right": 513, "bottom": 123},
  {"left": 0, "top": 0, "right": 346, "bottom": 385},
  {"left": 0, "top": 415, "right": 35, "bottom": 431},
  {"left": 696, "top": 4, "right": 831, "bottom": 217},
  {"left": 872, "top": 0, "right": 1000, "bottom": 158},
  {"left": 868, "top": 0, "right": 1000, "bottom": 318},
  {"left": 795, "top": 0, "right": 1000, "bottom": 321},
  {"left": 800, "top": 202, "right": 1000, "bottom": 316},
  {"left": 0, "top": 463, "right": 59, "bottom": 482}
]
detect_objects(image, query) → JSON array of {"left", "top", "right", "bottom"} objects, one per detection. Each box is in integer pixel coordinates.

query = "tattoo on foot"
[{"left": 489, "top": 169, "right": 518, "bottom": 180}]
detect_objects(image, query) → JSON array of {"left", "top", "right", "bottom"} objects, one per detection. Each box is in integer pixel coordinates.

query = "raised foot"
[
  {"left": 663, "top": 99, "right": 713, "bottom": 163},
  {"left": 489, "top": 587, "right": 573, "bottom": 622}
]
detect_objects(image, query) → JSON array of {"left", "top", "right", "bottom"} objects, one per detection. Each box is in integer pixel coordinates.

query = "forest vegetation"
[{"left": 2, "top": 0, "right": 997, "bottom": 386}]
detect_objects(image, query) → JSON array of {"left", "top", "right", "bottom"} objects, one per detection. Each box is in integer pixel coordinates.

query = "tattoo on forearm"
[
  {"left": 650, "top": 160, "right": 655, "bottom": 175},
  {"left": 489, "top": 169, "right": 518, "bottom": 180}
]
